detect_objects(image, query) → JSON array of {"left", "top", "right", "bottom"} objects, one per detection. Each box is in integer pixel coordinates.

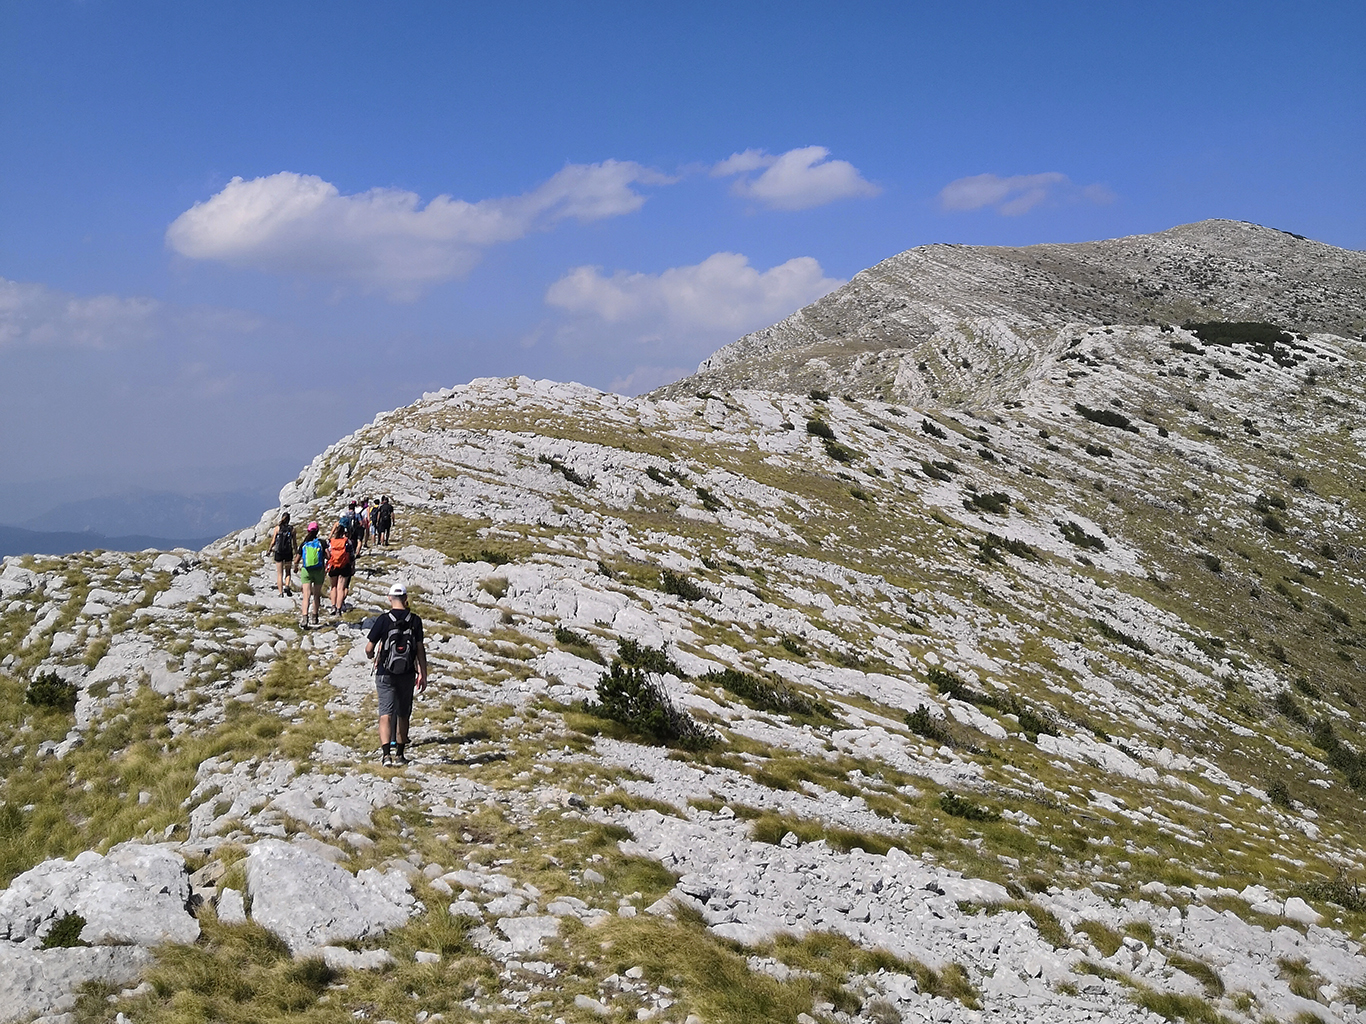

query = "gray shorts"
[{"left": 376, "top": 673, "right": 416, "bottom": 719}]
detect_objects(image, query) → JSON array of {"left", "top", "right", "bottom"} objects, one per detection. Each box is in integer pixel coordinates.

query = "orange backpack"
[{"left": 327, "top": 537, "right": 352, "bottom": 571}]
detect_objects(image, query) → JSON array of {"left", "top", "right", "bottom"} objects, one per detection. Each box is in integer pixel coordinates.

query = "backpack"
[
  {"left": 301, "top": 537, "right": 325, "bottom": 568},
  {"left": 339, "top": 512, "right": 354, "bottom": 533},
  {"left": 328, "top": 537, "right": 352, "bottom": 571},
  {"left": 375, "top": 504, "right": 392, "bottom": 530},
  {"left": 273, "top": 525, "right": 294, "bottom": 559},
  {"left": 379, "top": 611, "right": 417, "bottom": 675}
]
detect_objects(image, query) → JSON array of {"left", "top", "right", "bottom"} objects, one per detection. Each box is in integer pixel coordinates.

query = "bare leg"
[
  {"left": 378, "top": 713, "right": 394, "bottom": 746},
  {"left": 275, "top": 561, "right": 284, "bottom": 594}
]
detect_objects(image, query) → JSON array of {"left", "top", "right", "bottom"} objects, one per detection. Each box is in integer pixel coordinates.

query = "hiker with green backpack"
[{"left": 294, "top": 521, "right": 326, "bottom": 627}]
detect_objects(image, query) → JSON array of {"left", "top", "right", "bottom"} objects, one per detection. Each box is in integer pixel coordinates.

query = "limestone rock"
[
  {"left": 0, "top": 944, "right": 150, "bottom": 1024},
  {"left": 244, "top": 839, "right": 414, "bottom": 954},
  {"left": 0, "top": 843, "right": 198, "bottom": 947}
]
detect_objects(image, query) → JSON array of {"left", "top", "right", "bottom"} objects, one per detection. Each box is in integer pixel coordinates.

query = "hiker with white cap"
[{"left": 365, "top": 583, "right": 427, "bottom": 766}]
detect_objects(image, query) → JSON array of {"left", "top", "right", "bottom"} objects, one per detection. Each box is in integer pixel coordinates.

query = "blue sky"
[{"left": 1, "top": 0, "right": 1362, "bottom": 515}]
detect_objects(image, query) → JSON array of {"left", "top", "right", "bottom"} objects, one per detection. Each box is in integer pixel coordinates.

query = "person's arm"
[
  {"left": 267, "top": 526, "right": 277, "bottom": 552},
  {"left": 415, "top": 635, "right": 428, "bottom": 691}
]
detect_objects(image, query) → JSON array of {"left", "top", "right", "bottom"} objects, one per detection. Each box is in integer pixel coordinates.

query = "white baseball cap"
[{"left": 388, "top": 584, "right": 407, "bottom": 597}]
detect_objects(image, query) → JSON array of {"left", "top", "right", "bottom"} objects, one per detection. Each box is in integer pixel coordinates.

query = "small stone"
[
  {"left": 575, "top": 994, "right": 610, "bottom": 1015},
  {"left": 779, "top": 831, "right": 800, "bottom": 848},
  {"left": 583, "top": 868, "right": 605, "bottom": 884},
  {"left": 625, "top": 966, "right": 644, "bottom": 979},
  {"left": 216, "top": 887, "right": 247, "bottom": 925},
  {"left": 414, "top": 950, "right": 440, "bottom": 964}
]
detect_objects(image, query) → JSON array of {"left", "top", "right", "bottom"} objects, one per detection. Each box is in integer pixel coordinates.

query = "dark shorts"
[
  {"left": 273, "top": 553, "right": 291, "bottom": 563},
  {"left": 328, "top": 566, "right": 354, "bottom": 579},
  {"left": 376, "top": 672, "right": 416, "bottom": 719}
]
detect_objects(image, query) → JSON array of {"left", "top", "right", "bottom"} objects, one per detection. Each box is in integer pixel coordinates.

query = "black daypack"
[
  {"left": 375, "top": 504, "right": 392, "bottom": 530},
  {"left": 380, "top": 611, "right": 416, "bottom": 675},
  {"left": 274, "top": 526, "right": 295, "bottom": 559}
]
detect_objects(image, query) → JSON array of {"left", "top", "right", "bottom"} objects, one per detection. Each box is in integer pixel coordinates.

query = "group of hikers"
[
  {"left": 266, "top": 495, "right": 396, "bottom": 626},
  {"left": 266, "top": 495, "right": 425, "bottom": 766}
]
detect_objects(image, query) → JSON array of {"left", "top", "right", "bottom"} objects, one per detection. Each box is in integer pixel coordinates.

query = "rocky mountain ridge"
[
  {"left": 658, "top": 220, "right": 1366, "bottom": 406},
  {"left": 1, "top": 222, "right": 1366, "bottom": 1024}
]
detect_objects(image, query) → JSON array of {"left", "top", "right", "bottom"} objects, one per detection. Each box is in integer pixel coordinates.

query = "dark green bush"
[
  {"left": 538, "top": 454, "right": 593, "bottom": 487},
  {"left": 585, "top": 663, "right": 715, "bottom": 749},
  {"left": 695, "top": 486, "right": 725, "bottom": 511},
  {"left": 25, "top": 672, "right": 78, "bottom": 711},
  {"left": 906, "top": 704, "right": 951, "bottom": 743},
  {"left": 1073, "top": 403, "right": 1138, "bottom": 433},
  {"left": 701, "top": 667, "right": 831, "bottom": 718},
  {"left": 459, "top": 548, "right": 510, "bottom": 566},
  {"left": 1058, "top": 521, "right": 1106, "bottom": 551},
  {"left": 1310, "top": 716, "right": 1366, "bottom": 790},
  {"left": 1274, "top": 690, "right": 1310, "bottom": 727},
  {"left": 645, "top": 466, "right": 674, "bottom": 486},
  {"left": 809, "top": 389, "right": 830, "bottom": 401},
  {"left": 40, "top": 912, "right": 88, "bottom": 948},
  {"left": 1261, "top": 513, "right": 1286, "bottom": 534},
  {"left": 781, "top": 636, "right": 807, "bottom": 657},
  {"left": 920, "top": 460, "right": 952, "bottom": 482},
  {"left": 1089, "top": 618, "right": 1152, "bottom": 655},
  {"left": 939, "top": 792, "right": 999, "bottom": 822},
  {"left": 1267, "top": 779, "right": 1293, "bottom": 808},
  {"left": 822, "top": 439, "right": 857, "bottom": 463},
  {"left": 921, "top": 418, "right": 947, "bottom": 440},
  {"left": 1200, "top": 553, "right": 1222, "bottom": 573},
  {"left": 660, "top": 570, "right": 707, "bottom": 602},
  {"left": 617, "top": 637, "right": 683, "bottom": 676},
  {"left": 963, "top": 491, "right": 1010, "bottom": 515},
  {"left": 975, "top": 533, "right": 1036, "bottom": 563},
  {"left": 806, "top": 419, "right": 835, "bottom": 440},
  {"left": 1084, "top": 443, "right": 1114, "bottom": 458}
]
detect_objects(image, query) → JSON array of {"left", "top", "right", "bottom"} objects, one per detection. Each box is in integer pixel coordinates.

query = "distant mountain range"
[
  {"left": 0, "top": 486, "right": 276, "bottom": 557},
  {"left": 0, "top": 525, "right": 216, "bottom": 558}
]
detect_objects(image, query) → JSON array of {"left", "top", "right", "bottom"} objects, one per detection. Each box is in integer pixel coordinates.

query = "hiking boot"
[
  {"left": 300, "top": 618, "right": 310, "bottom": 630},
  {"left": 394, "top": 750, "right": 409, "bottom": 766},
  {"left": 381, "top": 749, "right": 393, "bottom": 767}
]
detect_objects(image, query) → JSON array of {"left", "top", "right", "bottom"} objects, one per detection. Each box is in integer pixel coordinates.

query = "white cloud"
[
  {"left": 166, "top": 161, "right": 673, "bottom": 296},
  {"left": 938, "top": 172, "right": 1115, "bottom": 216},
  {"left": 606, "top": 365, "right": 692, "bottom": 396},
  {"left": 0, "top": 277, "right": 161, "bottom": 349},
  {"left": 0, "top": 276, "right": 263, "bottom": 352},
  {"left": 546, "top": 252, "right": 843, "bottom": 335},
  {"left": 711, "top": 146, "right": 880, "bottom": 211}
]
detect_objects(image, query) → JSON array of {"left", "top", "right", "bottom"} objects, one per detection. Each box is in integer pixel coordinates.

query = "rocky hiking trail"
[{"left": 2, "top": 313, "right": 1366, "bottom": 1023}]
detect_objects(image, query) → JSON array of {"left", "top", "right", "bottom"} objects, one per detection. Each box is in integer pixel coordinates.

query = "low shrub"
[
  {"left": 554, "top": 625, "right": 604, "bottom": 664},
  {"left": 695, "top": 485, "right": 726, "bottom": 511},
  {"left": 963, "top": 491, "right": 1010, "bottom": 515},
  {"left": 645, "top": 466, "right": 674, "bottom": 486},
  {"left": 921, "top": 418, "right": 947, "bottom": 440},
  {"left": 1084, "top": 442, "right": 1114, "bottom": 458},
  {"left": 459, "top": 548, "right": 509, "bottom": 566},
  {"left": 1310, "top": 716, "right": 1366, "bottom": 790},
  {"left": 1267, "top": 778, "right": 1293, "bottom": 808},
  {"left": 1089, "top": 618, "right": 1153, "bottom": 655},
  {"left": 1274, "top": 690, "right": 1310, "bottom": 727},
  {"left": 822, "top": 438, "right": 858, "bottom": 463},
  {"left": 25, "top": 672, "right": 78, "bottom": 711},
  {"left": 701, "top": 667, "right": 831, "bottom": 718},
  {"left": 809, "top": 388, "right": 830, "bottom": 401},
  {"left": 585, "top": 663, "right": 715, "bottom": 749},
  {"left": 617, "top": 637, "right": 683, "bottom": 677},
  {"left": 938, "top": 792, "right": 999, "bottom": 822},
  {"left": 1058, "top": 520, "right": 1106, "bottom": 551},
  {"left": 920, "top": 460, "right": 952, "bottom": 482},
  {"left": 905, "top": 704, "right": 951, "bottom": 743},
  {"left": 975, "top": 533, "right": 1036, "bottom": 562},
  {"left": 40, "top": 912, "right": 88, "bottom": 949},
  {"left": 1074, "top": 403, "right": 1138, "bottom": 433},
  {"left": 806, "top": 419, "right": 835, "bottom": 440},
  {"left": 660, "top": 570, "right": 708, "bottom": 602},
  {"left": 538, "top": 453, "right": 593, "bottom": 487}
]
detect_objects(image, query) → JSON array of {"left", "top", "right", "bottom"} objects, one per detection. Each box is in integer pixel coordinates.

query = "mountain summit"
[
  {"left": 659, "top": 219, "right": 1366, "bottom": 405},
  {"left": 2, "top": 222, "right": 1365, "bottom": 1024}
]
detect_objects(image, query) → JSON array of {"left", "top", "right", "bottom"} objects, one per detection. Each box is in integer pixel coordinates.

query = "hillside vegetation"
[{"left": 2, "top": 222, "right": 1365, "bottom": 1024}]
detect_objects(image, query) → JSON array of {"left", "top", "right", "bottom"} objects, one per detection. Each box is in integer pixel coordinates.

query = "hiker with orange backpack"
[{"left": 326, "top": 522, "right": 356, "bottom": 614}]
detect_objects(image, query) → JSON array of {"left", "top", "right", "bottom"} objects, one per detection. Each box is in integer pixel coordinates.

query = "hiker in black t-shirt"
[
  {"left": 365, "top": 584, "right": 427, "bottom": 766},
  {"left": 266, "top": 512, "right": 295, "bottom": 597},
  {"left": 374, "top": 496, "right": 394, "bottom": 547}
]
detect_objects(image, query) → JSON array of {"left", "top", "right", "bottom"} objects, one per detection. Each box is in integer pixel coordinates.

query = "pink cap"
[{"left": 307, "top": 521, "right": 319, "bottom": 531}]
